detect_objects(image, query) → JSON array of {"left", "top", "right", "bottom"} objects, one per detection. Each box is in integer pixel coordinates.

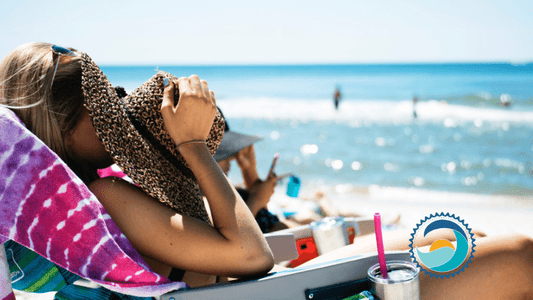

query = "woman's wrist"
[
  {"left": 176, "top": 141, "right": 211, "bottom": 162},
  {"left": 176, "top": 139, "right": 206, "bottom": 149},
  {"left": 176, "top": 142, "right": 226, "bottom": 189},
  {"left": 241, "top": 169, "right": 260, "bottom": 189},
  {"left": 246, "top": 195, "right": 266, "bottom": 217}
]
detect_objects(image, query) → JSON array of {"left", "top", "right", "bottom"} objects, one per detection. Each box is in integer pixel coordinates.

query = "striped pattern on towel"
[
  {"left": 5, "top": 240, "right": 80, "bottom": 293},
  {"left": 1, "top": 293, "right": 15, "bottom": 300}
]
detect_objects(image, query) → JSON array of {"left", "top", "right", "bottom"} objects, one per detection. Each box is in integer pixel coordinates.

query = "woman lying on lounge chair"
[{"left": 1, "top": 42, "right": 532, "bottom": 299}]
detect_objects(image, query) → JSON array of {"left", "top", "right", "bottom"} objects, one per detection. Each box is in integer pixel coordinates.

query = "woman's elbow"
[
  {"left": 253, "top": 250, "right": 275, "bottom": 275},
  {"left": 238, "top": 248, "right": 275, "bottom": 277}
]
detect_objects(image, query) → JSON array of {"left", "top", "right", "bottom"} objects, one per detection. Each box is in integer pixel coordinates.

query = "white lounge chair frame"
[{"left": 159, "top": 251, "right": 411, "bottom": 300}]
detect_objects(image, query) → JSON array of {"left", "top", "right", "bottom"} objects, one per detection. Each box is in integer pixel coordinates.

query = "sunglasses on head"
[{"left": 50, "top": 45, "right": 77, "bottom": 87}]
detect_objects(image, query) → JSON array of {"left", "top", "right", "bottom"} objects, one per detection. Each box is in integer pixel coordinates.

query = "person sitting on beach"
[
  {"left": 1, "top": 42, "right": 274, "bottom": 288},
  {"left": 214, "top": 108, "right": 296, "bottom": 233},
  {"left": 1, "top": 42, "right": 533, "bottom": 299}
]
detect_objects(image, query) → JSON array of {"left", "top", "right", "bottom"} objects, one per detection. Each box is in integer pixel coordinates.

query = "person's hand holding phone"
[
  {"left": 236, "top": 150, "right": 292, "bottom": 216},
  {"left": 267, "top": 153, "right": 291, "bottom": 182},
  {"left": 267, "top": 153, "right": 279, "bottom": 179}
]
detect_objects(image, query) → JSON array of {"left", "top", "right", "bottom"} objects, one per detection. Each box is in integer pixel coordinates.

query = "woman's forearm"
[
  {"left": 179, "top": 143, "right": 250, "bottom": 230},
  {"left": 178, "top": 143, "right": 273, "bottom": 266},
  {"left": 240, "top": 166, "right": 260, "bottom": 189},
  {"left": 246, "top": 196, "right": 264, "bottom": 217},
  {"left": 159, "top": 76, "right": 273, "bottom": 276},
  {"left": 236, "top": 145, "right": 260, "bottom": 189}
]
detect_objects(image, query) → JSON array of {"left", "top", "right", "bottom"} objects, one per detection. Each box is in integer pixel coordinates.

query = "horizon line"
[{"left": 100, "top": 60, "right": 533, "bottom": 67}]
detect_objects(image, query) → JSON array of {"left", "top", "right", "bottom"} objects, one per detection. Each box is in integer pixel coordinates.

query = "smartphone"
[{"left": 267, "top": 153, "right": 280, "bottom": 178}]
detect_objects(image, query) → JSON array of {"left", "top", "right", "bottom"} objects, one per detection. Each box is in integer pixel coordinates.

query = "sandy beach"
[
  {"left": 279, "top": 185, "right": 533, "bottom": 237},
  {"left": 340, "top": 189, "right": 533, "bottom": 238}
]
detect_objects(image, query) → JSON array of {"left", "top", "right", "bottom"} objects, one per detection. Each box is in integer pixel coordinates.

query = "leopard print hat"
[{"left": 80, "top": 53, "right": 225, "bottom": 224}]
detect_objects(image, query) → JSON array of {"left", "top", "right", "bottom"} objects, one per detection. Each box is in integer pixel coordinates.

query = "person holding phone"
[{"left": 214, "top": 109, "right": 295, "bottom": 233}]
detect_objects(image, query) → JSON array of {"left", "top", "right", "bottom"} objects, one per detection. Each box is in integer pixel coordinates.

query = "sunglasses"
[{"left": 50, "top": 45, "right": 77, "bottom": 87}]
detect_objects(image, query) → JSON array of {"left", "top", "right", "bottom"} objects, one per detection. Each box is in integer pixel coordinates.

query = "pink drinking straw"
[{"left": 374, "top": 213, "right": 388, "bottom": 278}]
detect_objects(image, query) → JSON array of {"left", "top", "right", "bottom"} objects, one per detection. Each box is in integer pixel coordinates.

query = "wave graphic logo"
[{"left": 409, "top": 213, "right": 475, "bottom": 278}]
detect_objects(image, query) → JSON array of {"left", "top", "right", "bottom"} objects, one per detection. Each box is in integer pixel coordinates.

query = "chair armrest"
[
  {"left": 160, "top": 251, "right": 412, "bottom": 300},
  {"left": 344, "top": 217, "right": 376, "bottom": 236},
  {"left": 263, "top": 232, "right": 298, "bottom": 264}
]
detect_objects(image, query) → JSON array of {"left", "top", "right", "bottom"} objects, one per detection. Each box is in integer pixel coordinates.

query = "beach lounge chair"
[
  {"left": 0, "top": 106, "right": 412, "bottom": 300},
  {"left": 2, "top": 237, "right": 411, "bottom": 300},
  {"left": 280, "top": 217, "right": 375, "bottom": 267},
  {"left": 160, "top": 251, "right": 411, "bottom": 300}
]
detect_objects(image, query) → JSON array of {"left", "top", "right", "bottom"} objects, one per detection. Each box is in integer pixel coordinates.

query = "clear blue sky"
[{"left": 1, "top": 0, "right": 532, "bottom": 65}]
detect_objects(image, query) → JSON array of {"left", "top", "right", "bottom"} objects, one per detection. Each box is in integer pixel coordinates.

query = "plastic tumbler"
[
  {"left": 286, "top": 175, "right": 301, "bottom": 197},
  {"left": 367, "top": 260, "right": 420, "bottom": 300}
]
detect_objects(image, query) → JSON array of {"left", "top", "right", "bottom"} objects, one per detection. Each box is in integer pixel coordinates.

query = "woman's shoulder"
[
  {"left": 87, "top": 176, "right": 161, "bottom": 215},
  {"left": 88, "top": 176, "right": 142, "bottom": 199}
]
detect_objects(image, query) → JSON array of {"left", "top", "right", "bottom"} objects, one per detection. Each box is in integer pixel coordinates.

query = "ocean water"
[{"left": 101, "top": 63, "right": 533, "bottom": 197}]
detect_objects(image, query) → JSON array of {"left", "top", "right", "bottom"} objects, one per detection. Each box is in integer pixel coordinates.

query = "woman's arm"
[
  {"left": 235, "top": 145, "right": 260, "bottom": 189},
  {"left": 234, "top": 145, "right": 279, "bottom": 216},
  {"left": 242, "top": 176, "right": 277, "bottom": 217},
  {"left": 90, "top": 75, "right": 274, "bottom": 278}
]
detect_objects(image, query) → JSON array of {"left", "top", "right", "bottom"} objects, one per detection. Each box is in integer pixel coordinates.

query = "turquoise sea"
[{"left": 101, "top": 63, "right": 533, "bottom": 197}]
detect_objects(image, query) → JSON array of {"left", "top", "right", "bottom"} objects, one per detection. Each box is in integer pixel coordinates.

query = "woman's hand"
[
  {"left": 160, "top": 75, "right": 216, "bottom": 146},
  {"left": 246, "top": 175, "right": 278, "bottom": 216}
]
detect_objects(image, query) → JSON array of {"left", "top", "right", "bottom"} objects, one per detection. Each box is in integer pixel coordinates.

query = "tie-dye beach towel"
[{"left": 0, "top": 106, "right": 187, "bottom": 298}]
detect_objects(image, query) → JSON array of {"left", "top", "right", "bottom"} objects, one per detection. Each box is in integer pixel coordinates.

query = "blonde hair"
[{"left": 0, "top": 42, "right": 85, "bottom": 164}]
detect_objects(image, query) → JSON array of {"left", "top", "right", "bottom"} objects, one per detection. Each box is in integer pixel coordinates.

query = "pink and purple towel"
[{"left": 0, "top": 106, "right": 187, "bottom": 299}]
